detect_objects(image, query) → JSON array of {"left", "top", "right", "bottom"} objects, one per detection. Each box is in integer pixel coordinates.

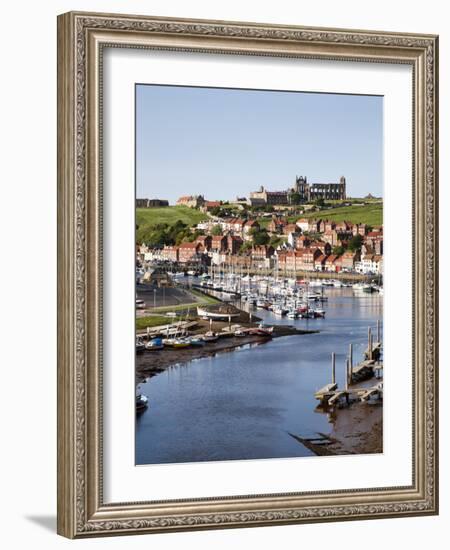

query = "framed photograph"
[{"left": 57, "top": 11, "right": 439, "bottom": 538}]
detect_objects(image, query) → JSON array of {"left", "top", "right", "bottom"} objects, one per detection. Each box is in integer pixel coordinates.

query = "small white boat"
[
  {"left": 251, "top": 322, "right": 274, "bottom": 336},
  {"left": 313, "top": 308, "right": 326, "bottom": 318},
  {"left": 186, "top": 336, "right": 205, "bottom": 347},
  {"left": 299, "top": 310, "right": 315, "bottom": 319},
  {"left": 352, "top": 282, "right": 366, "bottom": 291},
  {"left": 136, "top": 393, "right": 149, "bottom": 412},
  {"left": 287, "top": 310, "right": 298, "bottom": 319},
  {"left": 145, "top": 337, "right": 164, "bottom": 351},
  {"left": 202, "top": 331, "right": 219, "bottom": 342},
  {"left": 136, "top": 337, "right": 145, "bottom": 354},
  {"left": 362, "top": 284, "right": 375, "bottom": 293},
  {"left": 273, "top": 306, "right": 285, "bottom": 317}
]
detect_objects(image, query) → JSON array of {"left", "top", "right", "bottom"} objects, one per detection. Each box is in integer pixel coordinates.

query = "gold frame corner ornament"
[{"left": 57, "top": 11, "right": 439, "bottom": 539}]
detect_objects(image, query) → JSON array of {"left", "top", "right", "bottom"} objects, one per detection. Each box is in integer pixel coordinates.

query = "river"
[{"left": 136, "top": 286, "right": 382, "bottom": 465}]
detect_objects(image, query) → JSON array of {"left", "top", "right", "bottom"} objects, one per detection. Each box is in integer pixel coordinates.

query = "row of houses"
[
  {"left": 141, "top": 240, "right": 382, "bottom": 274},
  {"left": 196, "top": 215, "right": 383, "bottom": 255}
]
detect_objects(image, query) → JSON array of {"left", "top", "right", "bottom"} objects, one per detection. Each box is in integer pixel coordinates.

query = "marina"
[{"left": 136, "top": 275, "right": 383, "bottom": 464}]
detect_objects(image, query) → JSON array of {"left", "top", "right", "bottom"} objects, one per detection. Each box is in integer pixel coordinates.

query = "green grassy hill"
[
  {"left": 137, "top": 205, "right": 207, "bottom": 227},
  {"left": 295, "top": 202, "right": 383, "bottom": 226},
  {"left": 136, "top": 206, "right": 208, "bottom": 243}
]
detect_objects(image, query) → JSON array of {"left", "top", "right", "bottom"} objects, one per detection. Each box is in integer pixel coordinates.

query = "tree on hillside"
[
  {"left": 270, "top": 235, "right": 284, "bottom": 248},
  {"left": 145, "top": 228, "right": 172, "bottom": 247},
  {"left": 290, "top": 192, "right": 302, "bottom": 205},
  {"left": 348, "top": 234, "right": 363, "bottom": 251},
  {"left": 332, "top": 245, "right": 346, "bottom": 256},
  {"left": 252, "top": 229, "right": 270, "bottom": 246},
  {"left": 314, "top": 197, "right": 325, "bottom": 207},
  {"left": 210, "top": 206, "right": 222, "bottom": 217},
  {"left": 211, "top": 225, "right": 223, "bottom": 236}
]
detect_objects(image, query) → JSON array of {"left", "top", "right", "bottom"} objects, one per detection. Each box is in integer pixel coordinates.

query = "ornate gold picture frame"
[{"left": 57, "top": 11, "right": 438, "bottom": 538}]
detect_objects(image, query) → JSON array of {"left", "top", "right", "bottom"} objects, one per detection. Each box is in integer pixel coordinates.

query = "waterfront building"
[
  {"left": 160, "top": 245, "right": 179, "bottom": 262},
  {"left": 178, "top": 242, "right": 204, "bottom": 263},
  {"left": 314, "top": 253, "right": 328, "bottom": 271},
  {"left": 340, "top": 250, "right": 361, "bottom": 270},
  {"left": 360, "top": 253, "right": 383, "bottom": 275},
  {"left": 325, "top": 254, "right": 342, "bottom": 272}
]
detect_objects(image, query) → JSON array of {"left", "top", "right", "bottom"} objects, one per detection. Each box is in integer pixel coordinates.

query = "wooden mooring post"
[
  {"left": 331, "top": 352, "right": 336, "bottom": 385},
  {"left": 364, "top": 323, "right": 381, "bottom": 360}
]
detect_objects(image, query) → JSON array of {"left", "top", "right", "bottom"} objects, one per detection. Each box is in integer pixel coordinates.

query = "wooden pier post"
[
  {"left": 331, "top": 352, "right": 336, "bottom": 385},
  {"left": 349, "top": 343, "right": 353, "bottom": 371},
  {"left": 345, "top": 358, "right": 350, "bottom": 391},
  {"left": 368, "top": 327, "right": 373, "bottom": 360},
  {"left": 377, "top": 319, "right": 381, "bottom": 343}
]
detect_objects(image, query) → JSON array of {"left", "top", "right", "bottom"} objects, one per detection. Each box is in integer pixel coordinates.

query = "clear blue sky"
[{"left": 136, "top": 84, "right": 383, "bottom": 203}]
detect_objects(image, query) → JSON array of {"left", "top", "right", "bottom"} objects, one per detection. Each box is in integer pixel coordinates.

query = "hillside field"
[
  {"left": 136, "top": 206, "right": 207, "bottom": 242},
  {"left": 292, "top": 202, "right": 383, "bottom": 226}
]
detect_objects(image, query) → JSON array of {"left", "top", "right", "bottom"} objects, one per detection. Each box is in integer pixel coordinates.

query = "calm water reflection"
[{"left": 136, "top": 288, "right": 382, "bottom": 465}]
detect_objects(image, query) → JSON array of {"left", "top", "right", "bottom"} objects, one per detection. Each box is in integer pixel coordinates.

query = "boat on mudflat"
[
  {"left": 145, "top": 337, "right": 164, "bottom": 351},
  {"left": 249, "top": 322, "right": 274, "bottom": 337},
  {"left": 196, "top": 303, "right": 241, "bottom": 320},
  {"left": 136, "top": 336, "right": 145, "bottom": 354},
  {"left": 136, "top": 393, "right": 149, "bottom": 412},
  {"left": 202, "top": 331, "right": 219, "bottom": 342}
]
